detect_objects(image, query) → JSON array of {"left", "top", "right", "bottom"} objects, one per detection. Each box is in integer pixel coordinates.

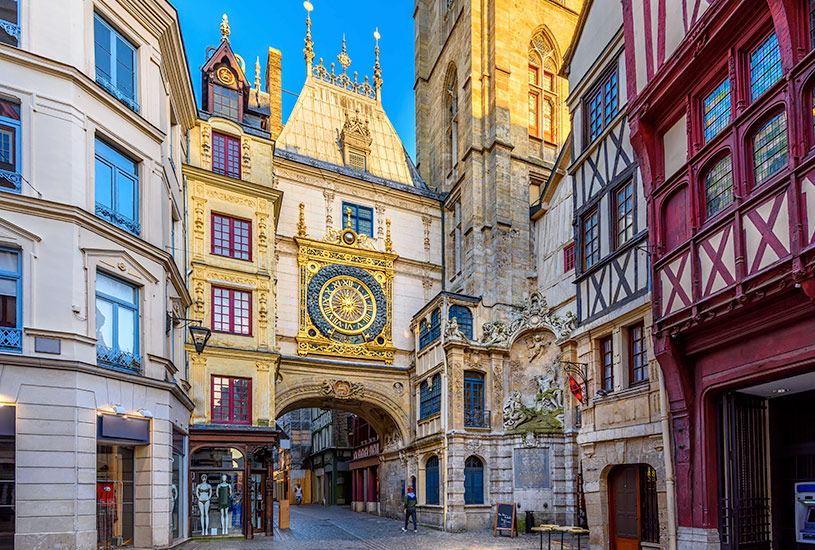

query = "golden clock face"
[
  {"left": 216, "top": 66, "right": 236, "bottom": 86},
  {"left": 319, "top": 276, "right": 376, "bottom": 335}
]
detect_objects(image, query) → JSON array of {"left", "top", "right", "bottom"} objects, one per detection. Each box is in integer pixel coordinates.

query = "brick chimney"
[{"left": 266, "top": 47, "right": 283, "bottom": 140}]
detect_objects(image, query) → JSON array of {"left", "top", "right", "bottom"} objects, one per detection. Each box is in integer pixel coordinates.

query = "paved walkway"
[{"left": 178, "top": 504, "right": 590, "bottom": 550}]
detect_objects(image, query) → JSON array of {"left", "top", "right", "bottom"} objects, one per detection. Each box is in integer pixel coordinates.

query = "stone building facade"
[
  {"left": 0, "top": 0, "right": 197, "bottom": 546},
  {"left": 183, "top": 20, "right": 284, "bottom": 538},
  {"left": 409, "top": 0, "right": 584, "bottom": 532},
  {"left": 561, "top": 2, "right": 674, "bottom": 548}
]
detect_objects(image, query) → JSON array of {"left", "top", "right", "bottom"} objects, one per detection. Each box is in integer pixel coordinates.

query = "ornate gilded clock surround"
[{"left": 295, "top": 206, "right": 397, "bottom": 363}]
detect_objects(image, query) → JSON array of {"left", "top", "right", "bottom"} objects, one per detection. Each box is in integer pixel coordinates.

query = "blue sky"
[{"left": 172, "top": 0, "right": 417, "bottom": 157}]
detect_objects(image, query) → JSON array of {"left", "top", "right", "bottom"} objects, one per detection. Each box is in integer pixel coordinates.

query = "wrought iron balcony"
[
  {"left": 95, "top": 74, "right": 140, "bottom": 114},
  {"left": 97, "top": 344, "right": 141, "bottom": 373},
  {"left": 0, "top": 170, "right": 21, "bottom": 193},
  {"left": 0, "top": 327, "right": 22, "bottom": 352},
  {"left": 464, "top": 409, "right": 490, "bottom": 429},
  {"left": 0, "top": 13, "right": 20, "bottom": 47},
  {"left": 95, "top": 202, "right": 140, "bottom": 235}
]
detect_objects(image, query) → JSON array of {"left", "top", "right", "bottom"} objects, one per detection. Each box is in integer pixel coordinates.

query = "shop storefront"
[
  {"left": 171, "top": 429, "right": 187, "bottom": 541},
  {"left": 0, "top": 405, "right": 14, "bottom": 548},
  {"left": 96, "top": 414, "right": 149, "bottom": 550},
  {"left": 349, "top": 441, "right": 380, "bottom": 514},
  {"left": 189, "top": 426, "right": 278, "bottom": 538}
]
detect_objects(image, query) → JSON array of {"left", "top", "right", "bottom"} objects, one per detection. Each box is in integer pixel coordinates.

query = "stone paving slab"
[{"left": 178, "top": 505, "right": 590, "bottom": 550}]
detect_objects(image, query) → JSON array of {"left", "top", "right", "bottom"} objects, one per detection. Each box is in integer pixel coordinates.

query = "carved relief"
[
  {"left": 320, "top": 379, "right": 365, "bottom": 399},
  {"left": 480, "top": 291, "right": 576, "bottom": 347},
  {"left": 422, "top": 214, "right": 432, "bottom": 252},
  {"left": 193, "top": 281, "right": 205, "bottom": 315},
  {"left": 242, "top": 137, "right": 251, "bottom": 178},
  {"left": 200, "top": 124, "right": 212, "bottom": 170},
  {"left": 323, "top": 189, "right": 335, "bottom": 231},
  {"left": 392, "top": 382, "right": 404, "bottom": 395},
  {"left": 502, "top": 354, "right": 564, "bottom": 435},
  {"left": 376, "top": 204, "right": 385, "bottom": 239}
]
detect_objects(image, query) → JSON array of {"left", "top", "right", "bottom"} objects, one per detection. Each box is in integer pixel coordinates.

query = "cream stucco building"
[{"left": 0, "top": 0, "right": 197, "bottom": 547}]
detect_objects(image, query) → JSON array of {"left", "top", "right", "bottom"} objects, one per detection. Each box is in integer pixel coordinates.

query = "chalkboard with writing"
[{"left": 493, "top": 502, "right": 517, "bottom": 537}]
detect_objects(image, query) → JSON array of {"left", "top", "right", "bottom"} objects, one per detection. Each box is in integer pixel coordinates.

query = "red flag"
[{"left": 568, "top": 374, "right": 584, "bottom": 403}]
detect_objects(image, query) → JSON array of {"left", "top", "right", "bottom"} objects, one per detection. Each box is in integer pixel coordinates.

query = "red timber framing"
[{"left": 621, "top": 0, "right": 815, "bottom": 541}]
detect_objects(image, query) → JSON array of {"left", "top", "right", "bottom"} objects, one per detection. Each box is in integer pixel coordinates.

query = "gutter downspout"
[
  {"left": 441, "top": 294, "right": 450, "bottom": 532},
  {"left": 658, "top": 363, "right": 678, "bottom": 550}
]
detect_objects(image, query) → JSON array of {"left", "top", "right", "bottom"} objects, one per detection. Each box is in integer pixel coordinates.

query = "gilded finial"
[
  {"left": 385, "top": 219, "right": 392, "bottom": 252},
  {"left": 345, "top": 206, "right": 353, "bottom": 231},
  {"left": 254, "top": 56, "right": 261, "bottom": 90},
  {"left": 297, "top": 203, "right": 308, "bottom": 237},
  {"left": 373, "top": 28, "right": 382, "bottom": 98},
  {"left": 304, "top": 1, "right": 314, "bottom": 74},
  {"left": 338, "top": 34, "right": 352, "bottom": 74},
  {"left": 220, "top": 14, "right": 230, "bottom": 42}
]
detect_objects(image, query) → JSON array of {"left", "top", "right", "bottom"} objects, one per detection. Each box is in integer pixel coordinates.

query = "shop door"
[
  {"left": 609, "top": 466, "right": 640, "bottom": 550},
  {"left": 719, "top": 393, "right": 771, "bottom": 550},
  {"left": 250, "top": 473, "right": 265, "bottom": 531}
]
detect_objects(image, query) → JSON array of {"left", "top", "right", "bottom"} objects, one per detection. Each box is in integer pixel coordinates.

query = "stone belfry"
[{"left": 414, "top": 0, "right": 582, "bottom": 314}]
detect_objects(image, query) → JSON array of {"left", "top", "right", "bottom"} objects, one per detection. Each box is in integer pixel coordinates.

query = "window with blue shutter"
[
  {"left": 94, "top": 14, "right": 139, "bottom": 113},
  {"left": 425, "top": 456, "right": 439, "bottom": 505},
  {"left": 464, "top": 371, "right": 486, "bottom": 428},
  {"left": 464, "top": 456, "right": 484, "bottom": 504},
  {"left": 342, "top": 202, "right": 374, "bottom": 237},
  {"left": 448, "top": 305, "right": 473, "bottom": 340},
  {"left": 95, "top": 138, "right": 140, "bottom": 234}
]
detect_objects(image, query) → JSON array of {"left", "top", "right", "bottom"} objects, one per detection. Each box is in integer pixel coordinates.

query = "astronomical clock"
[{"left": 295, "top": 207, "right": 396, "bottom": 363}]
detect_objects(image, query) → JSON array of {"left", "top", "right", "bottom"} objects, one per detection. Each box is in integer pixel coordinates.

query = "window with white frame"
[
  {"left": 0, "top": 248, "right": 21, "bottom": 352},
  {"left": 95, "top": 138, "right": 140, "bottom": 234},
  {"left": 94, "top": 13, "right": 139, "bottom": 113},
  {"left": 0, "top": 0, "right": 20, "bottom": 47},
  {"left": 95, "top": 271, "right": 140, "bottom": 372},
  {"left": 0, "top": 97, "right": 21, "bottom": 193}
]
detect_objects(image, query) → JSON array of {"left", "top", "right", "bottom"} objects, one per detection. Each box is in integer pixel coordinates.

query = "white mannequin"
[
  {"left": 196, "top": 474, "right": 212, "bottom": 533},
  {"left": 217, "top": 474, "right": 233, "bottom": 534}
]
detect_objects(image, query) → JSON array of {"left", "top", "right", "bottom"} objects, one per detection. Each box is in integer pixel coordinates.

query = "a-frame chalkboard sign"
[{"left": 493, "top": 502, "right": 517, "bottom": 537}]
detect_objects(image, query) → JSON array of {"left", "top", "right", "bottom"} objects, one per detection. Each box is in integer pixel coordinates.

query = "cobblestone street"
[{"left": 178, "top": 505, "right": 589, "bottom": 550}]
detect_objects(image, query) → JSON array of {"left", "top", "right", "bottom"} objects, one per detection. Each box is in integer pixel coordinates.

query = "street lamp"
[{"left": 167, "top": 313, "right": 212, "bottom": 354}]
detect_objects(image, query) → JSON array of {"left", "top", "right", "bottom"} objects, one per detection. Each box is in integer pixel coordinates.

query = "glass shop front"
[{"left": 190, "top": 447, "right": 245, "bottom": 537}]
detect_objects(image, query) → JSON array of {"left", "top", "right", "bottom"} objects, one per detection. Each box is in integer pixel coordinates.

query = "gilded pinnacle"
[
  {"left": 220, "top": 14, "right": 230, "bottom": 42},
  {"left": 297, "top": 203, "right": 308, "bottom": 237},
  {"left": 346, "top": 206, "right": 353, "bottom": 230},
  {"left": 338, "top": 34, "right": 352, "bottom": 74},
  {"left": 304, "top": 1, "right": 314, "bottom": 70},
  {"left": 385, "top": 219, "right": 392, "bottom": 253}
]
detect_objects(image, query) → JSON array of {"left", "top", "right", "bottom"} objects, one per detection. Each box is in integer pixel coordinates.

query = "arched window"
[
  {"left": 464, "top": 456, "right": 484, "bottom": 504},
  {"left": 448, "top": 305, "right": 473, "bottom": 340},
  {"left": 463, "top": 371, "right": 486, "bottom": 428},
  {"left": 445, "top": 66, "right": 458, "bottom": 177},
  {"left": 425, "top": 455, "right": 440, "bottom": 504},
  {"left": 752, "top": 111, "right": 787, "bottom": 186},
  {"left": 703, "top": 155, "right": 733, "bottom": 218},
  {"left": 528, "top": 31, "right": 557, "bottom": 141}
]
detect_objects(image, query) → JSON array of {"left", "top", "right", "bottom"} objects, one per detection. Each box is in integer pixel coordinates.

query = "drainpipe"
[
  {"left": 658, "top": 363, "right": 678, "bottom": 550},
  {"left": 441, "top": 295, "right": 450, "bottom": 532}
]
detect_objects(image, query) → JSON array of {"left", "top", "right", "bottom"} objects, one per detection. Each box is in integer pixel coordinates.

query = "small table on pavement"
[{"left": 531, "top": 525, "right": 589, "bottom": 550}]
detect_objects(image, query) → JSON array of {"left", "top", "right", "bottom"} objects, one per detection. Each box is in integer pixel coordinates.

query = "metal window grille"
[
  {"left": 0, "top": 0, "right": 19, "bottom": 47},
  {"left": 212, "top": 132, "right": 241, "bottom": 179},
  {"left": 705, "top": 155, "right": 734, "bottom": 217},
  {"left": 212, "top": 213, "right": 251, "bottom": 260},
  {"left": 425, "top": 456, "right": 440, "bottom": 504},
  {"left": 463, "top": 372, "right": 485, "bottom": 428},
  {"left": 615, "top": 181, "right": 634, "bottom": 247},
  {"left": 211, "top": 375, "right": 251, "bottom": 424},
  {"left": 583, "top": 209, "right": 600, "bottom": 269},
  {"left": 342, "top": 202, "right": 374, "bottom": 237},
  {"left": 348, "top": 151, "right": 366, "bottom": 171},
  {"left": 704, "top": 78, "right": 731, "bottom": 143},
  {"left": 213, "top": 84, "right": 239, "bottom": 120},
  {"left": 212, "top": 286, "right": 251, "bottom": 335},
  {"left": 750, "top": 33, "right": 782, "bottom": 101},
  {"left": 752, "top": 111, "right": 787, "bottom": 186},
  {"left": 448, "top": 305, "right": 473, "bottom": 340},
  {"left": 630, "top": 323, "right": 648, "bottom": 384},
  {"left": 464, "top": 456, "right": 484, "bottom": 504},
  {"left": 641, "top": 465, "right": 659, "bottom": 543},
  {"left": 601, "top": 337, "right": 613, "bottom": 392}
]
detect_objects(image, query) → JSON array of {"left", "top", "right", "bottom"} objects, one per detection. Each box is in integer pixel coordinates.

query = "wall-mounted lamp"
[
  {"left": 137, "top": 409, "right": 153, "bottom": 418},
  {"left": 112, "top": 404, "right": 126, "bottom": 415},
  {"left": 167, "top": 313, "right": 212, "bottom": 354}
]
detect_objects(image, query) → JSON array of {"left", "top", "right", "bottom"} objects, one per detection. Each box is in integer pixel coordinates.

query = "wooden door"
[{"left": 610, "top": 466, "right": 641, "bottom": 550}]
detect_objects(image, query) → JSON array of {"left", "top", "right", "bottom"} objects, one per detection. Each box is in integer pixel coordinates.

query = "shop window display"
[
  {"left": 191, "top": 447, "right": 245, "bottom": 536},
  {"left": 96, "top": 446, "right": 134, "bottom": 549}
]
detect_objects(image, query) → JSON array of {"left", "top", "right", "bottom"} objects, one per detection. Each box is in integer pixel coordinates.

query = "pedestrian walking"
[
  {"left": 402, "top": 486, "right": 417, "bottom": 532},
  {"left": 295, "top": 484, "right": 303, "bottom": 507}
]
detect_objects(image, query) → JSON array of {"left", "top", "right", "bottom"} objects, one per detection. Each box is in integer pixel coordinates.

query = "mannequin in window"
[
  {"left": 171, "top": 483, "right": 178, "bottom": 531},
  {"left": 217, "top": 474, "right": 233, "bottom": 534},
  {"left": 195, "top": 474, "right": 212, "bottom": 534}
]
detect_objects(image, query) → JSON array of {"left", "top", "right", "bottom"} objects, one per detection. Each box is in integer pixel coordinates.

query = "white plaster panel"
[{"left": 663, "top": 115, "right": 688, "bottom": 180}]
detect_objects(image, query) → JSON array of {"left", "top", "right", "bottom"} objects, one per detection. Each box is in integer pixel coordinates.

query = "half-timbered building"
[
  {"left": 563, "top": 1, "right": 674, "bottom": 548},
  {"left": 622, "top": 0, "right": 815, "bottom": 548}
]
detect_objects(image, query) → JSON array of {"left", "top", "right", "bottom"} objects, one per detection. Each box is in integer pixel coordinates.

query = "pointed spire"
[
  {"left": 297, "top": 203, "right": 308, "bottom": 237},
  {"left": 385, "top": 219, "right": 393, "bottom": 252},
  {"left": 254, "top": 56, "right": 261, "bottom": 90},
  {"left": 373, "top": 28, "right": 382, "bottom": 101},
  {"left": 220, "top": 14, "right": 230, "bottom": 42},
  {"left": 303, "top": 1, "right": 314, "bottom": 75},
  {"left": 345, "top": 206, "right": 353, "bottom": 231},
  {"left": 338, "top": 34, "right": 352, "bottom": 74}
]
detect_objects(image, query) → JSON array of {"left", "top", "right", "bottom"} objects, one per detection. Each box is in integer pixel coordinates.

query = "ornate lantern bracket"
[{"left": 561, "top": 360, "right": 589, "bottom": 405}]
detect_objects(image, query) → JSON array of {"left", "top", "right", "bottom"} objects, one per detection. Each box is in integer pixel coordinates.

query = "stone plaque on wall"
[{"left": 513, "top": 447, "right": 550, "bottom": 489}]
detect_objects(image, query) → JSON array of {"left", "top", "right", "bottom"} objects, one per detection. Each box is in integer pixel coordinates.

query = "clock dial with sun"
[{"left": 307, "top": 264, "right": 387, "bottom": 344}]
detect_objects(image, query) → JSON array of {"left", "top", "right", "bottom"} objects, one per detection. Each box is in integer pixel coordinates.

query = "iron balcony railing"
[
  {"left": 0, "top": 169, "right": 21, "bottom": 193},
  {"left": 464, "top": 409, "right": 490, "bottom": 429},
  {"left": 95, "top": 202, "right": 140, "bottom": 235},
  {"left": 97, "top": 344, "right": 141, "bottom": 373},
  {"left": 0, "top": 327, "right": 22, "bottom": 352}
]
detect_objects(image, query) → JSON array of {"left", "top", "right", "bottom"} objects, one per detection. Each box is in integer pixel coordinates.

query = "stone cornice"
[{"left": 0, "top": 194, "right": 191, "bottom": 306}]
